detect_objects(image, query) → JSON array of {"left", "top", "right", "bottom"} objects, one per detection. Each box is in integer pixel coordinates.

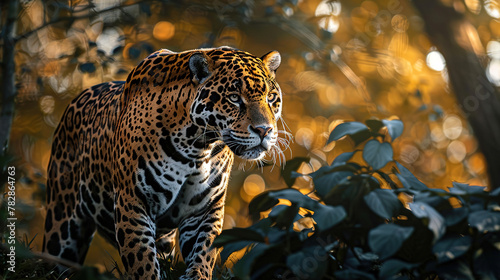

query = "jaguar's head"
[{"left": 189, "top": 48, "right": 287, "bottom": 161}]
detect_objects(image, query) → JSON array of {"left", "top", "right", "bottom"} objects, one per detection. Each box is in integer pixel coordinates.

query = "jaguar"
[{"left": 42, "top": 46, "right": 285, "bottom": 279}]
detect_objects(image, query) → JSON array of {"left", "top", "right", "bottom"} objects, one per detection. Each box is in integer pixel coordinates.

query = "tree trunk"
[
  {"left": 412, "top": 0, "right": 500, "bottom": 189},
  {"left": 0, "top": 0, "right": 18, "bottom": 156}
]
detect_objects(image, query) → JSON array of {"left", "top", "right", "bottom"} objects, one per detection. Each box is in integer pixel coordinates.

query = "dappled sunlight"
[
  {"left": 426, "top": 50, "right": 446, "bottom": 71},
  {"left": 153, "top": 21, "right": 176, "bottom": 41},
  {"left": 485, "top": 0, "right": 500, "bottom": 18},
  {"left": 315, "top": 0, "right": 341, "bottom": 33}
]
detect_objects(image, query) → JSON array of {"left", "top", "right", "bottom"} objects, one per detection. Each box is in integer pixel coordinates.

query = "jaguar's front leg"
[
  {"left": 115, "top": 193, "right": 159, "bottom": 280},
  {"left": 178, "top": 193, "right": 226, "bottom": 280}
]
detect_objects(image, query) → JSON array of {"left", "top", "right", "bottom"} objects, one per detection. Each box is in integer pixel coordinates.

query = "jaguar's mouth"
[
  {"left": 223, "top": 135, "right": 268, "bottom": 160},
  {"left": 238, "top": 146, "right": 267, "bottom": 160}
]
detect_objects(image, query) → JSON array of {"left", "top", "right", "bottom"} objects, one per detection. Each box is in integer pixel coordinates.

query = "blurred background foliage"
[{"left": 1, "top": 0, "right": 500, "bottom": 274}]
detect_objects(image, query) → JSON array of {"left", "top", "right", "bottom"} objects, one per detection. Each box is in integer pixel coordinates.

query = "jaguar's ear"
[
  {"left": 189, "top": 53, "right": 212, "bottom": 85},
  {"left": 261, "top": 51, "right": 281, "bottom": 76}
]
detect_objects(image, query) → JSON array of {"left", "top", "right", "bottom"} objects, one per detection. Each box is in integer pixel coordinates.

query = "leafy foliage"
[{"left": 214, "top": 119, "right": 500, "bottom": 279}]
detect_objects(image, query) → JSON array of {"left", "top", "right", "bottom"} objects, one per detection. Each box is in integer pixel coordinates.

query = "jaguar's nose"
[{"left": 250, "top": 125, "right": 272, "bottom": 141}]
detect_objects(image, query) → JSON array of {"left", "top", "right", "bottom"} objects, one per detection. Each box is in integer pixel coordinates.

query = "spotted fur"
[{"left": 42, "top": 47, "right": 284, "bottom": 279}]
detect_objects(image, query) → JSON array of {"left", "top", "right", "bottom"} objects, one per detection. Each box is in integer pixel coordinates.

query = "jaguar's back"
[{"left": 43, "top": 81, "right": 124, "bottom": 258}]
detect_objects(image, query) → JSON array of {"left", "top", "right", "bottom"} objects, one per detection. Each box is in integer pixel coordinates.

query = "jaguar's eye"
[
  {"left": 228, "top": 94, "right": 241, "bottom": 104},
  {"left": 267, "top": 92, "right": 278, "bottom": 103}
]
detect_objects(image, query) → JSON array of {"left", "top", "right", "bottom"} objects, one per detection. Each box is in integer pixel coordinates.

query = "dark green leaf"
[
  {"left": 449, "top": 182, "right": 486, "bottom": 195},
  {"left": 323, "top": 181, "right": 358, "bottom": 206},
  {"left": 290, "top": 171, "right": 303, "bottom": 179},
  {"left": 468, "top": 210, "right": 500, "bottom": 233},
  {"left": 353, "top": 247, "right": 379, "bottom": 262},
  {"left": 331, "top": 151, "right": 355, "bottom": 167},
  {"left": 365, "top": 119, "right": 385, "bottom": 133},
  {"left": 368, "top": 224, "right": 414, "bottom": 260},
  {"left": 379, "top": 259, "right": 419, "bottom": 278},
  {"left": 309, "top": 163, "right": 334, "bottom": 178},
  {"left": 252, "top": 189, "right": 320, "bottom": 212},
  {"left": 248, "top": 192, "right": 279, "bottom": 218},
  {"left": 350, "top": 129, "right": 373, "bottom": 146},
  {"left": 395, "top": 161, "right": 428, "bottom": 191},
  {"left": 490, "top": 187, "right": 500, "bottom": 196},
  {"left": 213, "top": 227, "right": 264, "bottom": 247},
  {"left": 474, "top": 242, "right": 500, "bottom": 279},
  {"left": 413, "top": 191, "right": 449, "bottom": 208},
  {"left": 327, "top": 122, "right": 369, "bottom": 144},
  {"left": 410, "top": 202, "right": 445, "bottom": 242},
  {"left": 308, "top": 162, "right": 360, "bottom": 178},
  {"left": 435, "top": 260, "right": 474, "bottom": 280},
  {"left": 250, "top": 218, "right": 274, "bottom": 236},
  {"left": 314, "top": 171, "right": 353, "bottom": 198},
  {"left": 233, "top": 244, "right": 277, "bottom": 280},
  {"left": 335, "top": 269, "right": 376, "bottom": 280},
  {"left": 281, "top": 157, "right": 310, "bottom": 187},
  {"left": 362, "top": 140, "right": 393, "bottom": 170},
  {"left": 264, "top": 226, "right": 288, "bottom": 244},
  {"left": 287, "top": 245, "right": 328, "bottom": 279},
  {"left": 271, "top": 189, "right": 318, "bottom": 209},
  {"left": 432, "top": 235, "right": 472, "bottom": 263},
  {"left": 312, "top": 205, "right": 347, "bottom": 231},
  {"left": 442, "top": 207, "right": 469, "bottom": 227},
  {"left": 382, "top": 119, "right": 404, "bottom": 141},
  {"left": 376, "top": 171, "right": 399, "bottom": 189},
  {"left": 268, "top": 204, "right": 301, "bottom": 228},
  {"left": 219, "top": 240, "right": 253, "bottom": 264},
  {"left": 364, "top": 189, "right": 402, "bottom": 219}
]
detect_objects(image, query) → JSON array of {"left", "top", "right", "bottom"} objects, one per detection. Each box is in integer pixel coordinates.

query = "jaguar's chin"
[{"left": 226, "top": 143, "right": 267, "bottom": 160}]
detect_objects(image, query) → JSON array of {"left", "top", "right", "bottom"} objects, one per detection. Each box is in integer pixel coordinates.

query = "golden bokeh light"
[
  {"left": 153, "top": 21, "right": 176, "bottom": 41},
  {"left": 487, "top": 59, "right": 500, "bottom": 86},
  {"left": 241, "top": 174, "right": 266, "bottom": 203},
  {"left": 485, "top": 0, "right": 500, "bottom": 18},
  {"left": 39, "top": 95, "right": 55, "bottom": 115},
  {"left": 426, "top": 49, "right": 446, "bottom": 71},
  {"left": 468, "top": 153, "right": 486, "bottom": 174},
  {"left": 315, "top": 0, "right": 341, "bottom": 17},
  {"left": 465, "top": 0, "right": 481, "bottom": 14},
  {"left": 391, "top": 14, "right": 409, "bottom": 33},
  {"left": 400, "top": 144, "right": 420, "bottom": 164},
  {"left": 447, "top": 140, "right": 467, "bottom": 164},
  {"left": 442, "top": 115, "right": 463, "bottom": 140}
]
